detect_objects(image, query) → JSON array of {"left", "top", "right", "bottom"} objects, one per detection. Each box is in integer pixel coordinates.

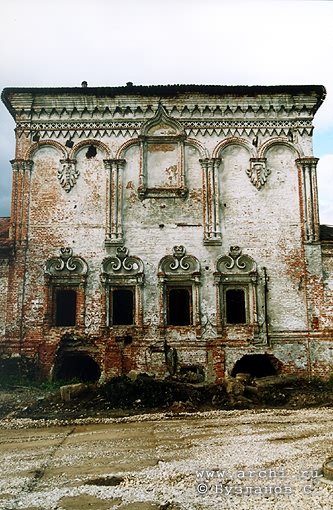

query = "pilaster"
[
  {"left": 104, "top": 159, "right": 126, "bottom": 246},
  {"left": 10, "top": 159, "right": 33, "bottom": 243},
  {"left": 200, "top": 158, "right": 222, "bottom": 245},
  {"left": 297, "top": 157, "right": 320, "bottom": 242}
]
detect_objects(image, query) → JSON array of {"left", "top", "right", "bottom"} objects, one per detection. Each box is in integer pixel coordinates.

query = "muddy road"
[{"left": 0, "top": 408, "right": 333, "bottom": 509}]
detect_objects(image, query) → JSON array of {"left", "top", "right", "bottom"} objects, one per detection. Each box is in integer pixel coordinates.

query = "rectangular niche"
[
  {"left": 138, "top": 104, "right": 188, "bottom": 199},
  {"left": 147, "top": 142, "right": 179, "bottom": 189}
]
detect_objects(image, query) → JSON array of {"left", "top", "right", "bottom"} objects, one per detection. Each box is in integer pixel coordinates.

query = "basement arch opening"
[
  {"left": 231, "top": 354, "right": 280, "bottom": 378},
  {"left": 53, "top": 352, "right": 101, "bottom": 383}
]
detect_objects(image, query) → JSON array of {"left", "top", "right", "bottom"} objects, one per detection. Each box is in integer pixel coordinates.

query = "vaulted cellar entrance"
[
  {"left": 53, "top": 336, "right": 101, "bottom": 383},
  {"left": 231, "top": 354, "right": 280, "bottom": 378},
  {"left": 54, "top": 352, "right": 101, "bottom": 383}
]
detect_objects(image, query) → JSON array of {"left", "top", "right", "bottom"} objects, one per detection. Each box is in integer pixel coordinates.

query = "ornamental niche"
[{"left": 138, "top": 105, "right": 188, "bottom": 200}]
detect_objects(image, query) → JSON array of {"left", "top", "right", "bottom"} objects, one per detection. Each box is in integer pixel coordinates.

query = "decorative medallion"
[
  {"left": 58, "top": 159, "right": 79, "bottom": 192},
  {"left": 246, "top": 158, "right": 270, "bottom": 190}
]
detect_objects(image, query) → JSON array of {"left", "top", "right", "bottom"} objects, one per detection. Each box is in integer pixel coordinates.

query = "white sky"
[{"left": 0, "top": 0, "right": 332, "bottom": 220}]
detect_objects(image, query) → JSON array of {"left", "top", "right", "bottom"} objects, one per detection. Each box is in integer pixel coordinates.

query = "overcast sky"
[{"left": 0, "top": 0, "right": 332, "bottom": 221}]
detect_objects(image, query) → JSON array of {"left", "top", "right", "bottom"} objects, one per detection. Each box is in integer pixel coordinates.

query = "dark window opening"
[
  {"left": 179, "top": 365, "right": 205, "bottom": 382},
  {"left": 54, "top": 353, "right": 101, "bottom": 383},
  {"left": 111, "top": 288, "right": 134, "bottom": 325},
  {"left": 167, "top": 287, "right": 192, "bottom": 326},
  {"left": 55, "top": 289, "right": 76, "bottom": 326},
  {"left": 231, "top": 354, "right": 278, "bottom": 378},
  {"left": 226, "top": 288, "right": 246, "bottom": 324},
  {"left": 86, "top": 145, "right": 97, "bottom": 159}
]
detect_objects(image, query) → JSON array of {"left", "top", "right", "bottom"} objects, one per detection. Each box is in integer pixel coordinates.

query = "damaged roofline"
[{"left": 1, "top": 84, "right": 327, "bottom": 120}]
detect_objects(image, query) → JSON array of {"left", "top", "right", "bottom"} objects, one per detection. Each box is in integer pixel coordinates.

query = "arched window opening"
[
  {"left": 214, "top": 247, "right": 259, "bottom": 333},
  {"left": 101, "top": 247, "right": 144, "bottom": 328}
]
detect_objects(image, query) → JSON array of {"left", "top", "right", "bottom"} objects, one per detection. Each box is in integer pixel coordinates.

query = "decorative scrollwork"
[
  {"left": 159, "top": 246, "right": 200, "bottom": 275},
  {"left": 45, "top": 247, "right": 88, "bottom": 276},
  {"left": 216, "top": 246, "right": 256, "bottom": 274},
  {"left": 102, "top": 247, "right": 144, "bottom": 276}
]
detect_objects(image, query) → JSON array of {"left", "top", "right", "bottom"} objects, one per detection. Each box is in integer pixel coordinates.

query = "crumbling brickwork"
[{"left": 0, "top": 83, "right": 332, "bottom": 382}]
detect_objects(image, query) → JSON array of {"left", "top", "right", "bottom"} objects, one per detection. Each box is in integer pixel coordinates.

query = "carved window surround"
[
  {"left": 158, "top": 246, "right": 201, "bottom": 335},
  {"left": 200, "top": 158, "right": 222, "bottom": 245},
  {"left": 138, "top": 105, "right": 188, "bottom": 200},
  {"left": 214, "top": 246, "right": 259, "bottom": 335},
  {"left": 101, "top": 246, "right": 144, "bottom": 329},
  {"left": 104, "top": 159, "right": 126, "bottom": 247},
  {"left": 44, "top": 247, "right": 88, "bottom": 329}
]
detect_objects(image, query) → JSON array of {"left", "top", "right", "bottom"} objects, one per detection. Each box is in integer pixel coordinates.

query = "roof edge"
[{"left": 1, "top": 84, "right": 326, "bottom": 118}]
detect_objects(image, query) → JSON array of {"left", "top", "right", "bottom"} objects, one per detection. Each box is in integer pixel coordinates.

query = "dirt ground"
[
  {"left": 1, "top": 407, "right": 333, "bottom": 509},
  {"left": 1, "top": 373, "right": 333, "bottom": 422},
  {"left": 1, "top": 376, "right": 333, "bottom": 509}
]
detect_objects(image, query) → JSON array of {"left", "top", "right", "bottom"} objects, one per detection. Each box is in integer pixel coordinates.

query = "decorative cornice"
[
  {"left": 2, "top": 84, "right": 325, "bottom": 119},
  {"left": 15, "top": 118, "right": 314, "bottom": 140}
]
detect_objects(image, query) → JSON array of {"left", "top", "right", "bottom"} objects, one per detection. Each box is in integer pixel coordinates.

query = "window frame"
[
  {"left": 158, "top": 246, "right": 201, "bottom": 333},
  {"left": 44, "top": 248, "right": 88, "bottom": 330},
  {"left": 214, "top": 247, "right": 258, "bottom": 333},
  {"left": 138, "top": 104, "right": 188, "bottom": 200},
  {"left": 101, "top": 247, "right": 144, "bottom": 329}
]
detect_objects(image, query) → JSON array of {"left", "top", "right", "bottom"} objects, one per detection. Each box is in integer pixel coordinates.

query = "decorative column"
[
  {"left": 297, "top": 157, "right": 320, "bottom": 242},
  {"left": 10, "top": 159, "right": 34, "bottom": 243},
  {"left": 200, "top": 158, "right": 222, "bottom": 244},
  {"left": 104, "top": 159, "right": 126, "bottom": 246}
]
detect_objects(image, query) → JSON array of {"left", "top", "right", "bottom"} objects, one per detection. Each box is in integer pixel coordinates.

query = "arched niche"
[
  {"left": 212, "top": 137, "right": 256, "bottom": 160},
  {"left": 25, "top": 140, "right": 67, "bottom": 160},
  {"left": 70, "top": 139, "right": 111, "bottom": 160}
]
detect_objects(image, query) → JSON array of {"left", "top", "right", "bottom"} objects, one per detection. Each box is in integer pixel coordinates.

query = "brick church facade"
[{"left": 0, "top": 83, "right": 332, "bottom": 383}]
